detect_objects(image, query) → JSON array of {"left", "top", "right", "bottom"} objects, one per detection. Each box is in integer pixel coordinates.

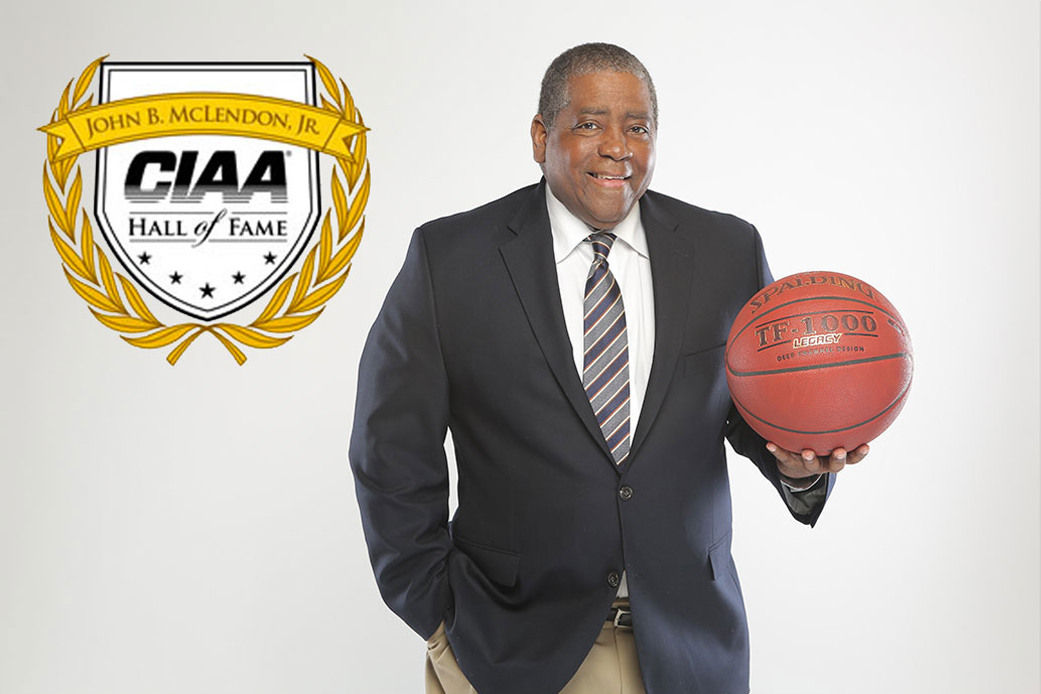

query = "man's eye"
[
  {"left": 575, "top": 122, "right": 598, "bottom": 130},
  {"left": 630, "top": 125, "right": 649, "bottom": 134}
]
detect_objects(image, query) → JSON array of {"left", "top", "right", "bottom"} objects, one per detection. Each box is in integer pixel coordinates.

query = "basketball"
[{"left": 725, "top": 271, "right": 913, "bottom": 456}]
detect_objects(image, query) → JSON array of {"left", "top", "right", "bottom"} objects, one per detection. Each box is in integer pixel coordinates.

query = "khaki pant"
[{"left": 425, "top": 603, "right": 646, "bottom": 694}]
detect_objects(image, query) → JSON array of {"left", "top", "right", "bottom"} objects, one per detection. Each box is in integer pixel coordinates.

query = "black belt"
[{"left": 607, "top": 605, "right": 633, "bottom": 628}]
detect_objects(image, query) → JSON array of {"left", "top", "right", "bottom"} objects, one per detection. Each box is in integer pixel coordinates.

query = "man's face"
[{"left": 532, "top": 71, "right": 656, "bottom": 229}]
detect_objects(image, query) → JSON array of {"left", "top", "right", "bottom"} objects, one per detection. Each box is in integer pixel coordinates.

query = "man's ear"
[{"left": 531, "top": 115, "right": 548, "bottom": 165}]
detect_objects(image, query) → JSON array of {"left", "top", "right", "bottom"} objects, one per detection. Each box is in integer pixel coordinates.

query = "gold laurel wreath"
[{"left": 43, "top": 55, "right": 369, "bottom": 365}]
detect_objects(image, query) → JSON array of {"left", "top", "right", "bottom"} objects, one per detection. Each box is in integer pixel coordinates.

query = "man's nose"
[{"left": 598, "top": 126, "right": 631, "bottom": 160}]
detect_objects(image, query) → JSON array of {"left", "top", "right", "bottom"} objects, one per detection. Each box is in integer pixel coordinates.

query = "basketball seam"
[
  {"left": 730, "top": 377, "right": 913, "bottom": 436},
  {"left": 727, "top": 352, "right": 912, "bottom": 378}
]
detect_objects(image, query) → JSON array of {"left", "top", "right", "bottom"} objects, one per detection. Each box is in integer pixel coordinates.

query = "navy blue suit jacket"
[{"left": 350, "top": 181, "right": 833, "bottom": 694}]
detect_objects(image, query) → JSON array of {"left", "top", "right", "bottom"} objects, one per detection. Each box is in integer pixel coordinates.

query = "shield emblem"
[{"left": 94, "top": 63, "right": 321, "bottom": 321}]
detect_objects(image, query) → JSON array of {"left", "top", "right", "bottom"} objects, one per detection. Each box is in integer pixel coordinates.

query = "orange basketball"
[{"left": 725, "top": 271, "right": 913, "bottom": 456}]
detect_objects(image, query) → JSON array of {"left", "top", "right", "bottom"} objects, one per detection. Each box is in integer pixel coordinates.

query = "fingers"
[
  {"left": 804, "top": 448, "right": 841, "bottom": 474},
  {"left": 825, "top": 444, "right": 871, "bottom": 471},
  {"left": 847, "top": 444, "right": 870, "bottom": 465},
  {"left": 823, "top": 448, "right": 847, "bottom": 473},
  {"left": 765, "top": 442, "right": 801, "bottom": 466},
  {"left": 766, "top": 442, "right": 871, "bottom": 476},
  {"left": 766, "top": 442, "right": 822, "bottom": 479}
]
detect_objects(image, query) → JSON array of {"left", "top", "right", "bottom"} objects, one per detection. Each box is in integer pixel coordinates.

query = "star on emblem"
[
  {"left": 263, "top": 252, "right": 277, "bottom": 265},
  {"left": 138, "top": 252, "right": 152, "bottom": 265},
  {"left": 200, "top": 283, "right": 215, "bottom": 299},
  {"left": 170, "top": 271, "right": 183, "bottom": 284},
  {"left": 232, "top": 271, "right": 245, "bottom": 284}
]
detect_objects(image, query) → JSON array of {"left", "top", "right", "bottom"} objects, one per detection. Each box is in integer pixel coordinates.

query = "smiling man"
[
  {"left": 350, "top": 43, "right": 866, "bottom": 694},
  {"left": 532, "top": 69, "right": 655, "bottom": 230}
]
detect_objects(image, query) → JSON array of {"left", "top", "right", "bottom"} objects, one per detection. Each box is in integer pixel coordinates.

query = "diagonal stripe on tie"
[
  {"left": 584, "top": 280, "right": 622, "bottom": 336},
  {"left": 582, "top": 232, "right": 630, "bottom": 465},
  {"left": 585, "top": 312, "right": 626, "bottom": 367}
]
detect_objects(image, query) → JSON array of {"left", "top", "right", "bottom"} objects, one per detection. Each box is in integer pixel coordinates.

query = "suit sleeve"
[
  {"left": 349, "top": 229, "right": 453, "bottom": 639},
  {"left": 722, "top": 224, "right": 835, "bottom": 526}
]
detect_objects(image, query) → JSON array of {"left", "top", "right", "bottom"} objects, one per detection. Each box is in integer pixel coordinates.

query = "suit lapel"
[
  {"left": 499, "top": 181, "right": 617, "bottom": 465},
  {"left": 628, "top": 192, "right": 694, "bottom": 461}
]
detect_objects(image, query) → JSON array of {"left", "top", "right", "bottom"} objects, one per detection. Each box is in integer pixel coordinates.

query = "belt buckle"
[{"left": 613, "top": 607, "right": 632, "bottom": 628}]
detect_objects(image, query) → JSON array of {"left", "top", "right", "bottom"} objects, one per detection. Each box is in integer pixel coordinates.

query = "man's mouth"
[{"left": 589, "top": 173, "right": 629, "bottom": 180}]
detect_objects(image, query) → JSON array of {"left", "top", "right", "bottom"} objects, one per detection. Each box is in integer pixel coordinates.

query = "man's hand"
[{"left": 766, "top": 442, "right": 870, "bottom": 484}]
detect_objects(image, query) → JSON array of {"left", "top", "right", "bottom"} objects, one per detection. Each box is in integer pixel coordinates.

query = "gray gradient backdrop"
[{"left": 2, "top": 1, "right": 1038, "bottom": 692}]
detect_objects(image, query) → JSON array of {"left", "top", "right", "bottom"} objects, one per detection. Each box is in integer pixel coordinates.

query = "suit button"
[
  {"left": 619, "top": 485, "right": 633, "bottom": 501},
  {"left": 607, "top": 572, "right": 621, "bottom": 588}
]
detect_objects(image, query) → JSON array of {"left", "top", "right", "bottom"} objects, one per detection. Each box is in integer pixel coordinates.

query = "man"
[{"left": 350, "top": 43, "right": 867, "bottom": 694}]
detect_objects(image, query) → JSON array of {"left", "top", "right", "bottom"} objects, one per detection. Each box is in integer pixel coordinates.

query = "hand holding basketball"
[{"left": 766, "top": 442, "right": 870, "bottom": 481}]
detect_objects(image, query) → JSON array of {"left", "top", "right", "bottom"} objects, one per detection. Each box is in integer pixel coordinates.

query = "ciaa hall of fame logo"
[{"left": 40, "top": 57, "right": 369, "bottom": 364}]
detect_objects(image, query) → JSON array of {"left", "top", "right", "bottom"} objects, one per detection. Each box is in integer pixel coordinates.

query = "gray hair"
[{"left": 538, "top": 43, "right": 658, "bottom": 129}]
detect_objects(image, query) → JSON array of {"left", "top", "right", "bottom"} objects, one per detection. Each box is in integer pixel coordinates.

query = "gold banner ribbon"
[{"left": 39, "top": 92, "right": 368, "bottom": 161}]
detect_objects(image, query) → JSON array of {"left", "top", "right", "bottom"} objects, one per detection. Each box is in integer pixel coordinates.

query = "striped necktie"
[{"left": 583, "top": 232, "right": 631, "bottom": 465}]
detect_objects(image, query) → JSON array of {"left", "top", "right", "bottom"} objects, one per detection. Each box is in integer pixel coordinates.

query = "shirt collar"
[{"left": 545, "top": 184, "right": 649, "bottom": 264}]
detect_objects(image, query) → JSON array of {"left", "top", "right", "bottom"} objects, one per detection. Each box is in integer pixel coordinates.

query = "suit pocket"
[
  {"left": 707, "top": 532, "right": 733, "bottom": 582},
  {"left": 684, "top": 343, "right": 726, "bottom": 378},
  {"left": 426, "top": 620, "right": 448, "bottom": 651},
  {"left": 453, "top": 535, "right": 521, "bottom": 588}
]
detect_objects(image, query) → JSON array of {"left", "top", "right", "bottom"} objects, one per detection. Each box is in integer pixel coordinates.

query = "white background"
[{"left": 1, "top": 1, "right": 1038, "bottom": 693}]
